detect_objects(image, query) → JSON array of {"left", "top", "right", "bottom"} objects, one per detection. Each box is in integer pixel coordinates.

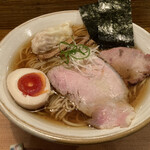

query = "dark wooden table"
[{"left": 0, "top": 0, "right": 150, "bottom": 150}]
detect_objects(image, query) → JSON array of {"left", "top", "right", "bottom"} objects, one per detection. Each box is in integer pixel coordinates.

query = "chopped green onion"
[{"left": 59, "top": 41, "right": 90, "bottom": 64}]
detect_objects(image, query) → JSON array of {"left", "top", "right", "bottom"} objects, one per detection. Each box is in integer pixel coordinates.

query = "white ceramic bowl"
[{"left": 0, "top": 10, "right": 150, "bottom": 144}]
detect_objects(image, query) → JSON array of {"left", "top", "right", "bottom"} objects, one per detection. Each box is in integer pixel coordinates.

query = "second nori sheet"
[
  {"left": 79, "top": 0, "right": 134, "bottom": 49},
  {"left": 79, "top": 2, "right": 100, "bottom": 43}
]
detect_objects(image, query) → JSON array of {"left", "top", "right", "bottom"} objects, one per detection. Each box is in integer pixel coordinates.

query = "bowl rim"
[{"left": 0, "top": 10, "right": 150, "bottom": 144}]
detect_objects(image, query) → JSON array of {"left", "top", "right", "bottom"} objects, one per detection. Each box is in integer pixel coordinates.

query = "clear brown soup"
[{"left": 9, "top": 39, "right": 148, "bottom": 127}]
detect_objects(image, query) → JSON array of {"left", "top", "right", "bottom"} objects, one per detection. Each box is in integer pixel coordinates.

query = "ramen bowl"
[{"left": 0, "top": 10, "right": 150, "bottom": 144}]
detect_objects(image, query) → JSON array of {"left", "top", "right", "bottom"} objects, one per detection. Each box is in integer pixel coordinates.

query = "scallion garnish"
[{"left": 59, "top": 41, "right": 90, "bottom": 64}]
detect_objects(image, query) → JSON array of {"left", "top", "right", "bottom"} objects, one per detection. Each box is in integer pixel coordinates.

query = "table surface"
[{"left": 0, "top": 0, "right": 150, "bottom": 150}]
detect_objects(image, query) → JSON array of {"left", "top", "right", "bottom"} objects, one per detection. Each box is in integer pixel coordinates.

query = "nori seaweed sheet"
[
  {"left": 79, "top": 3, "right": 100, "bottom": 43},
  {"left": 79, "top": 0, "right": 134, "bottom": 49}
]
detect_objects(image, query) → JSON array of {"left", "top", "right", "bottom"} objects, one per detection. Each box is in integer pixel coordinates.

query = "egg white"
[{"left": 7, "top": 68, "right": 51, "bottom": 110}]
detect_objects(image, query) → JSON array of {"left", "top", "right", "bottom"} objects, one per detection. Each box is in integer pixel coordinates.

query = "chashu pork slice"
[
  {"left": 99, "top": 47, "right": 150, "bottom": 84},
  {"left": 47, "top": 57, "right": 135, "bottom": 129}
]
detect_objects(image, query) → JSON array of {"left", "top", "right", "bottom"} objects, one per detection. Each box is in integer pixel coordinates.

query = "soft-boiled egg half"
[{"left": 7, "top": 68, "right": 51, "bottom": 110}]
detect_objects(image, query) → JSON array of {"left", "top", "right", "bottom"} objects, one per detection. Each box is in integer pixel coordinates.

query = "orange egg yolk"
[{"left": 18, "top": 73, "right": 46, "bottom": 97}]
